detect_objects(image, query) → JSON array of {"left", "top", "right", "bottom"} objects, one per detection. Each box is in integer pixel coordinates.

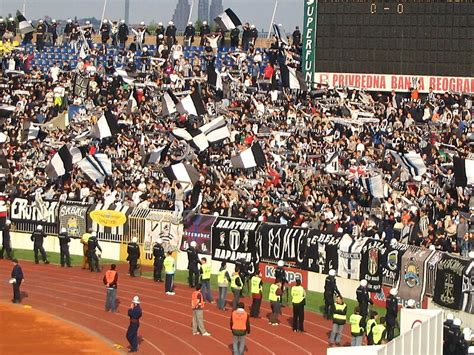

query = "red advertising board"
[{"left": 259, "top": 263, "right": 308, "bottom": 289}]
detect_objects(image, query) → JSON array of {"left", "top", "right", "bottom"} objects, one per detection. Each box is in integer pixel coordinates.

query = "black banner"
[
  {"left": 462, "top": 261, "right": 474, "bottom": 314},
  {"left": 381, "top": 241, "right": 410, "bottom": 287},
  {"left": 433, "top": 254, "right": 470, "bottom": 311},
  {"left": 180, "top": 214, "right": 216, "bottom": 255},
  {"left": 58, "top": 201, "right": 92, "bottom": 238},
  {"left": 9, "top": 197, "right": 59, "bottom": 235},
  {"left": 211, "top": 217, "right": 260, "bottom": 273},
  {"left": 302, "top": 230, "right": 341, "bottom": 274},
  {"left": 256, "top": 223, "right": 308, "bottom": 265},
  {"left": 360, "top": 239, "right": 387, "bottom": 292}
]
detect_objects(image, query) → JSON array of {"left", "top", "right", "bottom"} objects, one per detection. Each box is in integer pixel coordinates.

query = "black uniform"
[
  {"left": 292, "top": 28, "right": 301, "bottom": 46},
  {"left": 356, "top": 285, "right": 373, "bottom": 320},
  {"left": 230, "top": 28, "right": 240, "bottom": 48},
  {"left": 30, "top": 229, "right": 49, "bottom": 264},
  {"left": 6, "top": 19, "right": 16, "bottom": 36},
  {"left": 36, "top": 23, "right": 47, "bottom": 51},
  {"left": 274, "top": 266, "right": 288, "bottom": 301},
  {"left": 323, "top": 275, "right": 341, "bottom": 318},
  {"left": 199, "top": 24, "right": 211, "bottom": 46},
  {"left": 155, "top": 25, "right": 165, "bottom": 45},
  {"left": 152, "top": 243, "right": 165, "bottom": 282},
  {"left": 58, "top": 231, "right": 71, "bottom": 267},
  {"left": 127, "top": 242, "right": 141, "bottom": 277},
  {"left": 87, "top": 237, "right": 102, "bottom": 272},
  {"left": 385, "top": 294, "right": 398, "bottom": 340},
  {"left": 0, "top": 224, "right": 13, "bottom": 259},
  {"left": 100, "top": 22, "right": 111, "bottom": 44},
  {"left": 11, "top": 262, "right": 24, "bottom": 303},
  {"left": 50, "top": 23, "right": 58, "bottom": 45},
  {"left": 183, "top": 24, "right": 195, "bottom": 45},
  {"left": 0, "top": 22, "right": 6, "bottom": 39},
  {"left": 443, "top": 319, "right": 453, "bottom": 355},
  {"left": 165, "top": 24, "right": 177, "bottom": 47},
  {"left": 186, "top": 246, "right": 200, "bottom": 287},
  {"left": 118, "top": 23, "right": 129, "bottom": 46}
]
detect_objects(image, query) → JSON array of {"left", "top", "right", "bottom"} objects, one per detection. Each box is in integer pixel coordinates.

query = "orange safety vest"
[
  {"left": 105, "top": 270, "right": 117, "bottom": 286},
  {"left": 231, "top": 310, "right": 248, "bottom": 331},
  {"left": 192, "top": 290, "right": 204, "bottom": 309}
]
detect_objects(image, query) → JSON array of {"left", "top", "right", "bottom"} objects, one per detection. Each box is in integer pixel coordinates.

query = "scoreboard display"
[{"left": 314, "top": 0, "right": 474, "bottom": 77}]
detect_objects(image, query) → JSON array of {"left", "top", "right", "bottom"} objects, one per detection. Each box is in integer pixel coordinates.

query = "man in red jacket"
[{"left": 230, "top": 302, "right": 251, "bottom": 355}]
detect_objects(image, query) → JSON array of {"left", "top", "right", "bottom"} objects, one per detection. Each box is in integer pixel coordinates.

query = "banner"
[
  {"left": 256, "top": 223, "right": 308, "bottom": 265},
  {"left": 211, "top": 217, "right": 260, "bottom": 273},
  {"left": 302, "top": 230, "right": 341, "bottom": 274},
  {"left": 398, "top": 246, "right": 435, "bottom": 303},
  {"left": 433, "top": 254, "right": 470, "bottom": 310},
  {"left": 180, "top": 214, "right": 215, "bottom": 255},
  {"left": 143, "top": 209, "right": 182, "bottom": 253},
  {"left": 370, "top": 286, "right": 428, "bottom": 310},
  {"left": 314, "top": 72, "right": 474, "bottom": 94},
  {"left": 259, "top": 263, "right": 308, "bottom": 288},
  {"left": 337, "top": 234, "right": 367, "bottom": 280},
  {"left": 462, "top": 261, "right": 474, "bottom": 314},
  {"left": 359, "top": 238, "right": 387, "bottom": 292},
  {"left": 88, "top": 203, "right": 132, "bottom": 242},
  {"left": 9, "top": 197, "right": 59, "bottom": 234},
  {"left": 58, "top": 201, "right": 91, "bottom": 238},
  {"left": 381, "top": 241, "right": 410, "bottom": 286},
  {"left": 302, "top": 0, "right": 317, "bottom": 86}
]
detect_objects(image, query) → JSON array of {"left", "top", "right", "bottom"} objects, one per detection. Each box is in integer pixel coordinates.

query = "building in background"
[
  {"left": 209, "top": 0, "right": 223, "bottom": 24},
  {"left": 197, "top": 0, "right": 210, "bottom": 23},
  {"left": 172, "top": 0, "right": 191, "bottom": 30}
]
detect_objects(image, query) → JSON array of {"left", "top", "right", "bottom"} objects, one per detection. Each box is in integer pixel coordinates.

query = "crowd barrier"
[{"left": 7, "top": 197, "right": 474, "bottom": 316}]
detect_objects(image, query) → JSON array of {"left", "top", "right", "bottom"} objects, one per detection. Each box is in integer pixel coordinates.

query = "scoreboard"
[{"left": 313, "top": 0, "right": 474, "bottom": 78}]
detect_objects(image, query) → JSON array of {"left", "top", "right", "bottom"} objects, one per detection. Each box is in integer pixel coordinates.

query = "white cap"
[
  {"left": 156, "top": 237, "right": 162, "bottom": 244},
  {"left": 463, "top": 327, "right": 471, "bottom": 336},
  {"left": 9, "top": 17, "right": 13, "bottom": 21},
  {"left": 190, "top": 241, "right": 197, "bottom": 247},
  {"left": 140, "top": 21, "right": 145, "bottom": 26},
  {"left": 86, "top": 20, "right": 90, "bottom": 25},
  {"left": 121, "top": 19, "right": 125, "bottom": 24},
  {"left": 37, "top": 225, "right": 43, "bottom": 231},
  {"left": 446, "top": 313, "right": 454, "bottom": 321},
  {"left": 360, "top": 279, "right": 368, "bottom": 287},
  {"left": 329, "top": 269, "right": 336, "bottom": 277},
  {"left": 0, "top": 19, "right": 5, "bottom": 23},
  {"left": 103, "top": 19, "right": 108, "bottom": 23},
  {"left": 168, "top": 21, "right": 173, "bottom": 25},
  {"left": 453, "top": 318, "right": 462, "bottom": 326},
  {"left": 132, "top": 296, "right": 140, "bottom": 304},
  {"left": 203, "top": 21, "right": 207, "bottom": 25},
  {"left": 39, "top": 19, "right": 43, "bottom": 23},
  {"left": 61, "top": 227, "right": 67, "bottom": 233},
  {"left": 158, "top": 22, "right": 163, "bottom": 26},
  {"left": 188, "top": 21, "right": 192, "bottom": 25},
  {"left": 158, "top": 34, "right": 164, "bottom": 39},
  {"left": 6, "top": 219, "right": 11, "bottom": 225},
  {"left": 277, "top": 260, "right": 284, "bottom": 267},
  {"left": 407, "top": 299, "right": 416, "bottom": 308},
  {"left": 390, "top": 288, "right": 398, "bottom": 296},
  {"left": 67, "top": 19, "right": 72, "bottom": 23},
  {"left": 91, "top": 232, "right": 97, "bottom": 237},
  {"left": 52, "top": 19, "right": 56, "bottom": 23},
  {"left": 250, "top": 24, "right": 255, "bottom": 29},
  {"left": 131, "top": 237, "right": 138, "bottom": 243}
]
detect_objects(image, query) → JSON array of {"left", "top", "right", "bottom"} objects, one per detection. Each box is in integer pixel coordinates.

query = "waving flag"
[
  {"left": 214, "top": 8, "right": 242, "bottom": 31},
  {"left": 91, "top": 111, "right": 120, "bottom": 140},
  {"left": 163, "top": 163, "right": 200, "bottom": 185},
  {"left": 177, "top": 90, "right": 206, "bottom": 116},
  {"left": 231, "top": 142, "right": 267, "bottom": 169},
  {"left": 16, "top": 11, "right": 35, "bottom": 35},
  {"left": 77, "top": 154, "right": 112, "bottom": 184}
]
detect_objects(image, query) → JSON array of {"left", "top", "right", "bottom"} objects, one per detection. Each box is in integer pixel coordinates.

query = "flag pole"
[
  {"left": 267, "top": 0, "right": 278, "bottom": 39},
  {"left": 187, "top": 0, "right": 194, "bottom": 25},
  {"left": 100, "top": 0, "right": 108, "bottom": 28},
  {"left": 23, "top": 0, "right": 26, "bottom": 16}
]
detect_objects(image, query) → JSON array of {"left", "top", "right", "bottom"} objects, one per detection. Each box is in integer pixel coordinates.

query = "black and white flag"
[
  {"left": 0, "top": 104, "right": 16, "bottom": 118},
  {"left": 325, "top": 152, "right": 339, "bottom": 173},
  {"left": 22, "top": 121, "right": 47, "bottom": 142},
  {"left": 172, "top": 116, "right": 230, "bottom": 152},
  {"left": 177, "top": 90, "right": 206, "bottom": 116},
  {"left": 359, "top": 174, "right": 385, "bottom": 198},
  {"left": 231, "top": 142, "right": 267, "bottom": 169},
  {"left": 390, "top": 150, "right": 427, "bottom": 176},
  {"left": 77, "top": 154, "right": 112, "bottom": 184},
  {"left": 161, "top": 90, "right": 179, "bottom": 116},
  {"left": 142, "top": 145, "right": 169, "bottom": 166},
  {"left": 207, "top": 61, "right": 223, "bottom": 92},
  {"left": 115, "top": 68, "right": 137, "bottom": 85},
  {"left": 273, "top": 23, "right": 289, "bottom": 46},
  {"left": 45, "top": 145, "right": 74, "bottom": 178},
  {"left": 163, "top": 163, "right": 200, "bottom": 185},
  {"left": 79, "top": 41, "right": 90, "bottom": 60},
  {"left": 280, "top": 64, "right": 307, "bottom": 91},
  {"left": 214, "top": 8, "right": 242, "bottom": 31},
  {"left": 16, "top": 11, "right": 35, "bottom": 35},
  {"left": 91, "top": 111, "right": 120, "bottom": 139},
  {"left": 454, "top": 157, "right": 474, "bottom": 187}
]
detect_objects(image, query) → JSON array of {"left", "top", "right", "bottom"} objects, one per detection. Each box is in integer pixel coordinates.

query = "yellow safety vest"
[
  {"left": 333, "top": 303, "right": 347, "bottom": 322},
  {"left": 164, "top": 256, "right": 175, "bottom": 274},
  {"left": 291, "top": 285, "right": 305, "bottom": 304},
  {"left": 218, "top": 270, "right": 229, "bottom": 286},
  {"left": 349, "top": 314, "right": 364, "bottom": 335},
  {"left": 372, "top": 324, "right": 386, "bottom": 345},
  {"left": 250, "top": 276, "right": 262, "bottom": 294},
  {"left": 269, "top": 283, "right": 280, "bottom": 302},
  {"left": 201, "top": 263, "right": 212, "bottom": 280},
  {"left": 367, "top": 318, "right": 377, "bottom": 336},
  {"left": 231, "top": 274, "right": 242, "bottom": 290}
]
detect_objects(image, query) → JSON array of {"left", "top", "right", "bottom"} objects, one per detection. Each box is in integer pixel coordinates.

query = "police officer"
[
  {"left": 155, "top": 22, "right": 165, "bottom": 46},
  {"left": 36, "top": 19, "right": 46, "bottom": 51},
  {"left": 292, "top": 26, "right": 301, "bottom": 46},
  {"left": 386, "top": 288, "right": 398, "bottom": 341},
  {"left": 87, "top": 232, "right": 102, "bottom": 272},
  {"left": 230, "top": 27, "right": 240, "bottom": 48},
  {"left": 152, "top": 238, "right": 164, "bottom": 282},
  {"left": 165, "top": 21, "right": 177, "bottom": 48},
  {"left": 0, "top": 19, "right": 6, "bottom": 39},
  {"left": 356, "top": 279, "right": 373, "bottom": 322},
  {"left": 0, "top": 219, "right": 13, "bottom": 260},
  {"left": 249, "top": 25, "right": 258, "bottom": 48},
  {"left": 249, "top": 270, "right": 263, "bottom": 318},
  {"left": 183, "top": 21, "right": 195, "bottom": 46},
  {"left": 127, "top": 237, "right": 140, "bottom": 277},
  {"left": 324, "top": 269, "right": 341, "bottom": 319},
  {"left": 100, "top": 19, "right": 111, "bottom": 46},
  {"left": 231, "top": 267, "right": 243, "bottom": 310},
  {"left": 126, "top": 296, "right": 142, "bottom": 353},
  {"left": 275, "top": 260, "right": 288, "bottom": 302},
  {"left": 58, "top": 227, "right": 71, "bottom": 267},
  {"left": 372, "top": 317, "right": 387, "bottom": 345},
  {"left": 241, "top": 23, "right": 251, "bottom": 51},
  {"left": 50, "top": 19, "right": 59, "bottom": 46},
  {"left": 187, "top": 241, "right": 200, "bottom": 288},
  {"left": 118, "top": 19, "right": 129, "bottom": 47},
  {"left": 291, "top": 277, "right": 306, "bottom": 332},
  {"left": 199, "top": 21, "right": 210, "bottom": 46},
  {"left": 349, "top": 306, "right": 364, "bottom": 346},
  {"left": 11, "top": 259, "right": 24, "bottom": 304},
  {"left": 329, "top": 295, "right": 347, "bottom": 346},
  {"left": 231, "top": 302, "right": 251, "bottom": 355},
  {"left": 63, "top": 19, "right": 74, "bottom": 44},
  {"left": 7, "top": 17, "right": 16, "bottom": 36},
  {"left": 164, "top": 251, "right": 176, "bottom": 295},
  {"left": 443, "top": 313, "right": 454, "bottom": 355},
  {"left": 31, "top": 225, "right": 49, "bottom": 264}
]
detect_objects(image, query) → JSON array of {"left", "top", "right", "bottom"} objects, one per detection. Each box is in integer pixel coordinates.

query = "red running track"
[{"left": 0, "top": 261, "right": 353, "bottom": 354}]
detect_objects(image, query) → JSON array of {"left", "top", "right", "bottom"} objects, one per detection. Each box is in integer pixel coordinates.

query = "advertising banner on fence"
[
  {"left": 180, "top": 214, "right": 215, "bottom": 254},
  {"left": 58, "top": 201, "right": 91, "bottom": 238},
  {"left": 88, "top": 203, "right": 132, "bottom": 243},
  {"left": 433, "top": 254, "right": 471, "bottom": 311},
  {"left": 314, "top": 72, "right": 474, "bottom": 93},
  {"left": 303, "top": 230, "right": 341, "bottom": 274},
  {"left": 302, "top": 0, "right": 318, "bottom": 86},
  {"left": 359, "top": 239, "right": 387, "bottom": 292},
  {"left": 381, "top": 241, "right": 410, "bottom": 287},
  {"left": 10, "top": 197, "right": 59, "bottom": 234},
  {"left": 256, "top": 223, "right": 308, "bottom": 265},
  {"left": 337, "top": 234, "right": 367, "bottom": 280},
  {"left": 211, "top": 217, "right": 260, "bottom": 273},
  {"left": 259, "top": 263, "right": 308, "bottom": 288}
]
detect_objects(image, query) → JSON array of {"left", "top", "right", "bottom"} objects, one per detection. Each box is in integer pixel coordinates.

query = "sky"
[{"left": 1, "top": 0, "right": 303, "bottom": 32}]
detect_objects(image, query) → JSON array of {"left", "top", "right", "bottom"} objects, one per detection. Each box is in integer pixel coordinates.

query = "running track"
[{"left": 0, "top": 261, "right": 353, "bottom": 354}]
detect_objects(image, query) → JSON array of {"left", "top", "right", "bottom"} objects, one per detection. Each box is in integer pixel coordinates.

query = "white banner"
[{"left": 314, "top": 72, "right": 474, "bottom": 94}]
